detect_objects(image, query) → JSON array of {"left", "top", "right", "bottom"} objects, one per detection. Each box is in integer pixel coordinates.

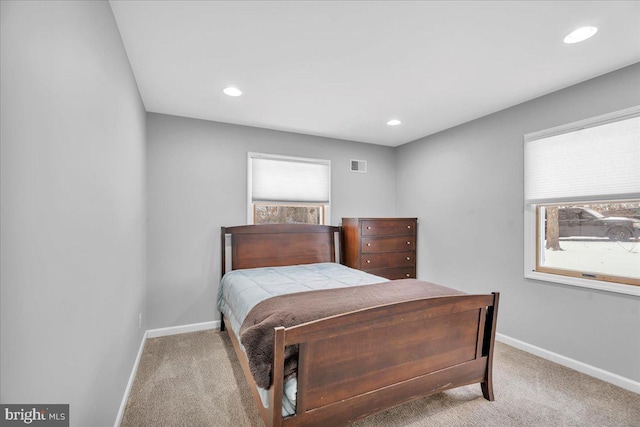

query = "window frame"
[
  {"left": 525, "top": 205, "right": 640, "bottom": 296},
  {"left": 247, "top": 152, "right": 331, "bottom": 225},
  {"left": 533, "top": 203, "right": 640, "bottom": 288},
  {"left": 523, "top": 106, "right": 640, "bottom": 297}
]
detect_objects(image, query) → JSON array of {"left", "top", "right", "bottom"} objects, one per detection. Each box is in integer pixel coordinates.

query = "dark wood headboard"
[{"left": 221, "top": 224, "right": 341, "bottom": 277}]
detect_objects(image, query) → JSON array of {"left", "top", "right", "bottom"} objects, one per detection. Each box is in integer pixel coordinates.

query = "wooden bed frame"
[{"left": 220, "top": 224, "right": 499, "bottom": 427}]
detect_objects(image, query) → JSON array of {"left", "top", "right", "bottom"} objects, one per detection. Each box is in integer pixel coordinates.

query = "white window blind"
[
  {"left": 524, "top": 107, "right": 640, "bottom": 204},
  {"left": 250, "top": 154, "right": 331, "bottom": 203}
]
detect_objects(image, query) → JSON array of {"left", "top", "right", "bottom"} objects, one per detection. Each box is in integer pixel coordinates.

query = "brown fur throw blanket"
[{"left": 239, "top": 279, "right": 464, "bottom": 389}]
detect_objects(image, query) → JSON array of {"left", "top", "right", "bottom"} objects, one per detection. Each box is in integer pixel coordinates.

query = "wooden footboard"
[{"left": 225, "top": 292, "right": 499, "bottom": 427}]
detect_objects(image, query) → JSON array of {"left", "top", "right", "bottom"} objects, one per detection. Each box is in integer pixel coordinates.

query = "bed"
[{"left": 218, "top": 223, "right": 499, "bottom": 426}]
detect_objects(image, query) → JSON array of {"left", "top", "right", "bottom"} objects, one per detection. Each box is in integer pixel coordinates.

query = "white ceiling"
[{"left": 110, "top": 1, "right": 640, "bottom": 147}]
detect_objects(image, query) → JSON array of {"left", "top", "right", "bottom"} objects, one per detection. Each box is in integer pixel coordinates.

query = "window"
[
  {"left": 248, "top": 152, "right": 331, "bottom": 225},
  {"left": 536, "top": 202, "right": 640, "bottom": 285},
  {"left": 524, "top": 106, "right": 640, "bottom": 295}
]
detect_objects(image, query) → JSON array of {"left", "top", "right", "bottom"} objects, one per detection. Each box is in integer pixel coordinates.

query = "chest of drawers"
[{"left": 341, "top": 217, "right": 417, "bottom": 280}]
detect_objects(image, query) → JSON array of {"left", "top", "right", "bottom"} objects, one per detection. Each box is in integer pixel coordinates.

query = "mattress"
[{"left": 217, "top": 262, "right": 388, "bottom": 416}]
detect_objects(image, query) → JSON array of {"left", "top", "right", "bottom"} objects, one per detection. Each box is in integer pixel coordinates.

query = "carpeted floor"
[{"left": 121, "top": 330, "right": 640, "bottom": 426}]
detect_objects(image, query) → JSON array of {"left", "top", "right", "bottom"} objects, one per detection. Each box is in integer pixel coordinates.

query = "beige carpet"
[{"left": 121, "top": 330, "right": 640, "bottom": 426}]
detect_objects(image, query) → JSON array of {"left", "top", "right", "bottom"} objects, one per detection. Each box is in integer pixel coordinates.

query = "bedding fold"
[{"left": 239, "top": 278, "right": 464, "bottom": 389}]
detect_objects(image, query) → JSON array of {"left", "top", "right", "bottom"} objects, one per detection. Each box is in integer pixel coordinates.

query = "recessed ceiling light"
[
  {"left": 387, "top": 119, "right": 402, "bottom": 126},
  {"left": 223, "top": 86, "right": 242, "bottom": 97},
  {"left": 563, "top": 26, "right": 598, "bottom": 44}
]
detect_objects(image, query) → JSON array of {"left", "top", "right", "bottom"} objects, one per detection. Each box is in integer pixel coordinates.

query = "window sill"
[{"left": 525, "top": 270, "right": 640, "bottom": 297}]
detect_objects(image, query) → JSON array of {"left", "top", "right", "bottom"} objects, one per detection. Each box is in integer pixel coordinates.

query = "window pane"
[
  {"left": 254, "top": 205, "right": 322, "bottom": 225},
  {"left": 538, "top": 201, "right": 640, "bottom": 283}
]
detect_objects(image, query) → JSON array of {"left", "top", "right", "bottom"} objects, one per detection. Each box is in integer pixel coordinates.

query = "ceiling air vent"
[{"left": 350, "top": 159, "right": 367, "bottom": 173}]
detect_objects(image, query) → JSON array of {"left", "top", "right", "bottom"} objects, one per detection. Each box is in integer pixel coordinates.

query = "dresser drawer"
[
  {"left": 364, "top": 266, "right": 415, "bottom": 280},
  {"left": 360, "top": 252, "right": 414, "bottom": 269},
  {"left": 361, "top": 219, "right": 416, "bottom": 236},
  {"left": 342, "top": 217, "right": 418, "bottom": 279},
  {"left": 362, "top": 236, "right": 415, "bottom": 253}
]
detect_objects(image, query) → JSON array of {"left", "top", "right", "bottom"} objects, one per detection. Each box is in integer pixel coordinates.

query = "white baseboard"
[
  {"left": 114, "top": 320, "right": 220, "bottom": 426},
  {"left": 114, "top": 330, "right": 148, "bottom": 427},
  {"left": 146, "top": 320, "right": 220, "bottom": 338},
  {"left": 496, "top": 333, "right": 640, "bottom": 395}
]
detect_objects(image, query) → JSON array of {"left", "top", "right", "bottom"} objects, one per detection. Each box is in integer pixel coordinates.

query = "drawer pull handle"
[
  {"left": 407, "top": 225, "right": 411, "bottom": 229},
  {"left": 407, "top": 241, "right": 411, "bottom": 245},
  {"left": 367, "top": 243, "right": 371, "bottom": 247},
  {"left": 367, "top": 226, "right": 371, "bottom": 230},
  {"left": 406, "top": 257, "right": 411, "bottom": 260},
  {"left": 406, "top": 273, "right": 410, "bottom": 277},
  {"left": 366, "top": 260, "right": 371, "bottom": 263}
]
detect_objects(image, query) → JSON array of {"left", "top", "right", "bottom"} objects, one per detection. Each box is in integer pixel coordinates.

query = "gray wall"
[
  {"left": 146, "top": 113, "right": 396, "bottom": 329},
  {"left": 396, "top": 63, "right": 640, "bottom": 382},
  {"left": 0, "top": 1, "right": 146, "bottom": 425}
]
